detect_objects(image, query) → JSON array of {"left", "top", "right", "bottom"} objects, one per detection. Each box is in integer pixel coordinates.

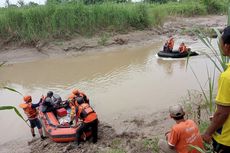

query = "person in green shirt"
[{"left": 202, "top": 26, "right": 230, "bottom": 153}]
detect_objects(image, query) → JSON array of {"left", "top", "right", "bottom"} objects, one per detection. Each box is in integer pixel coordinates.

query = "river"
[{"left": 0, "top": 38, "right": 219, "bottom": 151}]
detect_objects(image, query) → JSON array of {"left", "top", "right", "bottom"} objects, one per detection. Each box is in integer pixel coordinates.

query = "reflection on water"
[
  {"left": 0, "top": 40, "right": 218, "bottom": 145},
  {"left": 156, "top": 58, "right": 186, "bottom": 75}
]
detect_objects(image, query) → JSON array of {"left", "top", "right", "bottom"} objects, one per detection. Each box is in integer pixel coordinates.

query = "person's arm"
[
  {"left": 31, "top": 98, "right": 43, "bottom": 108},
  {"left": 166, "top": 128, "right": 177, "bottom": 150},
  {"left": 70, "top": 106, "right": 76, "bottom": 121},
  {"left": 202, "top": 104, "right": 230, "bottom": 142}
]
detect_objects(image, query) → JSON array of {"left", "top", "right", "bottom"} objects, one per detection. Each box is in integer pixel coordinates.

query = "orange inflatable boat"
[{"left": 39, "top": 108, "right": 91, "bottom": 143}]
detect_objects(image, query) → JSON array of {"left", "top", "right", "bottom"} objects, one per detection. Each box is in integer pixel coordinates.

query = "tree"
[
  {"left": 28, "top": 1, "right": 39, "bottom": 6},
  {"left": 46, "top": 0, "right": 63, "bottom": 5},
  {"left": 18, "top": 0, "right": 25, "bottom": 7},
  {"left": 5, "top": 0, "right": 10, "bottom": 7}
]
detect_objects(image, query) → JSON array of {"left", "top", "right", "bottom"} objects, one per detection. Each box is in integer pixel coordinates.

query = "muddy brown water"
[{"left": 0, "top": 39, "right": 219, "bottom": 151}]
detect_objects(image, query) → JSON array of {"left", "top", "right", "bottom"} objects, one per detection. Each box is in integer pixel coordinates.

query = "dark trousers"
[
  {"left": 213, "top": 139, "right": 230, "bottom": 153},
  {"left": 76, "top": 119, "right": 98, "bottom": 144}
]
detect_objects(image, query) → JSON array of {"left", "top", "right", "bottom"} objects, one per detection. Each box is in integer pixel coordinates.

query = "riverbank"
[
  {"left": 0, "top": 15, "right": 226, "bottom": 64},
  {"left": 0, "top": 15, "right": 226, "bottom": 153}
]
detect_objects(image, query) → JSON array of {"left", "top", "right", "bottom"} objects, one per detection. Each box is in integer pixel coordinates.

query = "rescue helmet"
[
  {"left": 72, "top": 89, "right": 79, "bottom": 95},
  {"left": 76, "top": 97, "right": 84, "bottom": 105},
  {"left": 68, "top": 94, "right": 75, "bottom": 101},
  {"left": 23, "top": 95, "right": 32, "bottom": 103}
]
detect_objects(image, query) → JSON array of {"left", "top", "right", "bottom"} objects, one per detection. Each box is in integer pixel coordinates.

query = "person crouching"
[
  {"left": 74, "top": 97, "right": 98, "bottom": 145},
  {"left": 158, "top": 104, "right": 204, "bottom": 153}
]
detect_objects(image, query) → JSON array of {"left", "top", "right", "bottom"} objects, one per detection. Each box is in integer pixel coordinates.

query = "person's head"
[
  {"left": 23, "top": 95, "right": 32, "bottom": 103},
  {"left": 72, "top": 89, "right": 80, "bottom": 96},
  {"left": 220, "top": 26, "right": 230, "bottom": 56},
  {"left": 169, "top": 104, "right": 185, "bottom": 120},
  {"left": 47, "top": 91, "right": 53, "bottom": 98},
  {"left": 76, "top": 97, "right": 84, "bottom": 105},
  {"left": 181, "top": 42, "right": 184, "bottom": 45}
]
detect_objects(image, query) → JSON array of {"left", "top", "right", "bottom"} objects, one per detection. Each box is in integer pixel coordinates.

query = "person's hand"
[{"left": 201, "top": 133, "right": 212, "bottom": 143}]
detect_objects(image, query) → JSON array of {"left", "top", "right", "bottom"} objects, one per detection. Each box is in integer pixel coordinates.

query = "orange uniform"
[
  {"left": 75, "top": 100, "right": 98, "bottom": 145},
  {"left": 19, "top": 95, "right": 45, "bottom": 139},
  {"left": 76, "top": 103, "right": 97, "bottom": 123},
  {"left": 20, "top": 103, "right": 38, "bottom": 120},
  {"left": 179, "top": 43, "right": 187, "bottom": 53},
  {"left": 168, "top": 119, "right": 204, "bottom": 153},
  {"left": 168, "top": 37, "right": 174, "bottom": 50}
]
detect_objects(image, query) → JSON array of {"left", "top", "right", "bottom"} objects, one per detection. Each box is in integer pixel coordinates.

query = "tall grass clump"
[
  {"left": 0, "top": 3, "right": 153, "bottom": 44},
  {"left": 152, "top": 1, "right": 207, "bottom": 17},
  {"left": 188, "top": 10, "right": 229, "bottom": 114},
  {"left": 188, "top": 28, "right": 229, "bottom": 116},
  {"left": 148, "top": 6, "right": 167, "bottom": 26},
  {"left": 202, "top": 0, "right": 228, "bottom": 14}
]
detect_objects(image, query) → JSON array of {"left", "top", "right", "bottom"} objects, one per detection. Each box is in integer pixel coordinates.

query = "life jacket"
[
  {"left": 179, "top": 44, "right": 187, "bottom": 53},
  {"left": 79, "top": 103, "right": 97, "bottom": 123},
  {"left": 22, "top": 103, "right": 38, "bottom": 119}
]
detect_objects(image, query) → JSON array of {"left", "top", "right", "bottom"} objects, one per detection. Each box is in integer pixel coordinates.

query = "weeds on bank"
[
  {"left": 142, "top": 137, "right": 159, "bottom": 152},
  {"left": 107, "top": 149, "right": 126, "bottom": 153},
  {"left": 186, "top": 7, "right": 230, "bottom": 153},
  {"left": 0, "top": 0, "right": 228, "bottom": 45},
  {"left": 105, "top": 138, "right": 125, "bottom": 153},
  {"left": 98, "top": 33, "right": 110, "bottom": 46}
]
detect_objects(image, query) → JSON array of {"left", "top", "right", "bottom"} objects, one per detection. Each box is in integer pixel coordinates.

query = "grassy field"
[{"left": 0, "top": 1, "right": 228, "bottom": 44}]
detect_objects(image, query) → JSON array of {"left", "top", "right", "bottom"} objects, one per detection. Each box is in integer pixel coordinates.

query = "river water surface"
[{"left": 0, "top": 39, "right": 218, "bottom": 150}]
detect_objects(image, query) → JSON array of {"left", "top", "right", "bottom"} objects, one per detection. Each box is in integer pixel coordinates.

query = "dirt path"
[{"left": 0, "top": 15, "right": 227, "bottom": 153}]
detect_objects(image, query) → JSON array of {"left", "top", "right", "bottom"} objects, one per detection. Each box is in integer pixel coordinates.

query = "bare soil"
[{"left": 0, "top": 15, "right": 226, "bottom": 153}]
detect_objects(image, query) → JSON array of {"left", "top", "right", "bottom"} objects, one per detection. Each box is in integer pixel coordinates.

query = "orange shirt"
[
  {"left": 179, "top": 45, "right": 186, "bottom": 53},
  {"left": 168, "top": 120, "right": 204, "bottom": 153},
  {"left": 77, "top": 103, "right": 97, "bottom": 123},
  {"left": 168, "top": 38, "right": 174, "bottom": 49}
]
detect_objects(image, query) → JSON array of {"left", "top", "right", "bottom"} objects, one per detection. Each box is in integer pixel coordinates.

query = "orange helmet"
[
  {"left": 72, "top": 89, "right": 79, "bottom": 95},
  {"left": 23, "top": 95, "right": 32, "bottom": 103},
  {"left": 68, "top": 94, "right": 75, "bottom": 100}
]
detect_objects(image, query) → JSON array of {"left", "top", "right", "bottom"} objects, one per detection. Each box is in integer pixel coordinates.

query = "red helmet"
[
  {"left": 72, "top": 89, "right": 79, "bottom": 95},
  {"left": 23, "top": 95, "right": 32, "bottom": 103}
]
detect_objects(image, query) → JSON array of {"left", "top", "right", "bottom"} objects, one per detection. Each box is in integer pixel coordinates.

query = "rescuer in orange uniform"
[
  {"left": 19, "top": 95, "right": 45, "bottom": 140},
  {"left": 167, "top": 36, "right": 174, "bottom": 52},
  {"left": 74, "top": 97, "right": 98, "bottom": 145},
  {"left": 178, "top": 42, "right": 188, "bottom": 53}
]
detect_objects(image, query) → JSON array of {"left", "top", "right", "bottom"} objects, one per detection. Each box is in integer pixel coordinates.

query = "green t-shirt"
[{"left": 213, "top": 64, "right": 230, "bottom": 146}]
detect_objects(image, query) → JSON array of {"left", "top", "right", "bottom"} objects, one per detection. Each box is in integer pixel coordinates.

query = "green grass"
[
  {"left": 142, "top": 137, "right": 159, "bottom": 152},
  {"left": 0, "top": 3, "right": 153, "bottom": 44},
  {"left": 0, "top": 1, "right": 228, "bottom": 44},
  {"left": 151, "top": 1, "right": 207, "bottom": 17}
]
